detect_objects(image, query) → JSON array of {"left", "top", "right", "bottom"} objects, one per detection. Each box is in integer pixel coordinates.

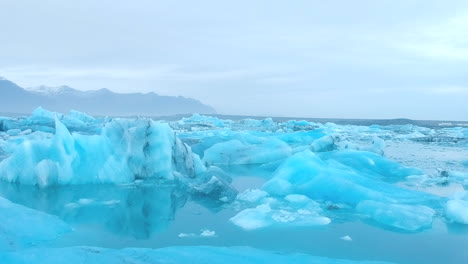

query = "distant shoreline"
[{"left": 2, "top": 111, "right": 468, "bottom": 129}]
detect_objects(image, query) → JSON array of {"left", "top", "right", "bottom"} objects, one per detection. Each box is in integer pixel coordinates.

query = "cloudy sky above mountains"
[{"left": 1, "top": 0, "right": 468, "bottom": 120}]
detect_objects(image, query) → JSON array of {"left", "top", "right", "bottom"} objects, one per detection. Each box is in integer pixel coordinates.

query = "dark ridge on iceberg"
[{"left": 0, "top": 78, "right": 216, "bottom": 116}]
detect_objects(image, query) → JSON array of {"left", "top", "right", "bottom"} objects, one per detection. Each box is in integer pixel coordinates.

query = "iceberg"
[
  {"left": 262, "top": 151, "right": 439, "bottom": 230},
  {"left": 318, "top": 150, "right": 423, "bottom": 182},
  {"left": 174, "top": 113, "right": 228, "bottom": 130},
  {"left": 263, "top": 151, "right": 436, "bottom": 205},
  {"left": 0, "top": 117, "right": 204, "bottom": 186},
  {"left": 356, "top": 200, "right": 435, "bottom": 231},
  {"left": 1, "top": 107, "right": 101, "bottom": 134},
  {"left": 0, "top": 113, "right": 213, "bottom": 187}
]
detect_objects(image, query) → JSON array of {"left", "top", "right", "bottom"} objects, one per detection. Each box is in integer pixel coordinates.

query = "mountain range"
[{"left": 0, "top": 77, "right": 215, "bottom": 116}]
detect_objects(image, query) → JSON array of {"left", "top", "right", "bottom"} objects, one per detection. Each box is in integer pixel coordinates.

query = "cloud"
[
  {"left": 429, "top": 85, "right": 468, "bottom": 94},
  {"left": 398, "top": 14, "right": 468, "bottom": 61},
  {"left": 0, "top": 64, "right": 296, "bottom": 89}
]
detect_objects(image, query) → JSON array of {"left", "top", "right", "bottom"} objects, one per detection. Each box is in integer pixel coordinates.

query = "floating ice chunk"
[
  {"left": 262, "top": 151, "right": 439, "bottom": 231},
  {"left": 275, "top": 130, "right": 324, "bottom": 147},
  {"left": 0, "top": 197, "right": 71, "bottom": 250},
  {"left": 335, "top": 136, "right": 386, "bottom": 155},
  {"left": 236, "top": 189, "right": 269, "bottom": 203},
  {"left": 451, "top": 191, "right": 468, "bottom": 200},
  {"left": 178, "top": 113, "right": 227, "bottom": 128},
  {"left": 319, "top": 150, "right": 423, "bottom": 181},
  {"left": 32, "top": 107, "right": 63, "bottom": 122},
  {"left": 64, "top": 202, "right": 80, "bottom": 208},
  {"left": 446, "top": 200, "right": 468, "bottom": 224},
  {"left": 178, "top": 233, "right": 196, "bottom": 238},
  {"left": 445, "top": 192, "right": 468, "bottom": 224},
  {"left": 102, "top": 200, "right": 120, "bottom": 206},
  {"left": 78, "top": 198, "right": 94, "bottom": 205},
  {"left": 263, "top": 151, "right": 435, "bottom": 205},
  {"left": 311, "top": 135, "right": 335, "bottom": 152},
  {"left": 231, "top": 195, "right": 330, "bottom": 231},
  {"left": 356, "top": 200, "right": 435, "bottom": 231},
  {"left": 282, "top": 120, "right": 319, "bottom": 131},
  {"left": 66, "top": 110, "right": 96, "bottom": 123},
  {"left": 178, "top": 229, "right": 216, "bottom": 238},
  {"left": 203, "top": 138, "right": 291, "bottom": 165},
  {"left": 236, "top": 118, "right": 279, "bottom": 132},
  {"left": 340, "top": 235, "right": 352, "bottom": 241},
  {"left": 189, "top": 166, "right": 238, "bottom": 200},
  {"left": 230, "top": 204, "right": 273, "bottom": 230},
  {"left": 6, "top": 129, "right": 21, "bottom": 136},
  {"left": 444, "top": 171, "right": 468, "bottom": 187},
  {"left": 284, "top": 194, "right": 321, "bottom": 210},
  {"left": 200, "top": 229, "right": 216, "bottom": 237}
]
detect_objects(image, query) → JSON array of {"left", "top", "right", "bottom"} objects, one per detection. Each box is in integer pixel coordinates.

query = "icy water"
[
  {"left": 1, "top": 110, "right": 468, "bottom": 263},
  {"left": 1, "top": 173, "right": 468, "bottom": 264}
]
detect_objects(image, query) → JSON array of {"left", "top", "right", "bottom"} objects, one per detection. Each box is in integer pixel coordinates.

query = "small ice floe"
[
  {"left": 178, "top": 233, "right": 196, "bottom": 238},
  {"left": 340, "top": 235, "right": 352, "bottom": 241},
  {"left": 64, "top": 203, "right": 80, "bottom": 209},
  {"left": 101, "top": 200, "right": 120, "bottom": 206},
  {"left": 78, "top": 198, "right": 94, "bottom": 205},
  {"left": 200, "top": 229, "right": 216, "bottom": 237},
  {"left": 219, "top": 196, "right": 229, "bottom": 202},
  {"left": 178, "top": 229, "right": 216, "bottom": 238}
]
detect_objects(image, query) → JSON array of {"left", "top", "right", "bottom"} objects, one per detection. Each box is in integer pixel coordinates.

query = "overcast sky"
[{"left": 1, "top": 0, "right": 468, "bottom": 120}]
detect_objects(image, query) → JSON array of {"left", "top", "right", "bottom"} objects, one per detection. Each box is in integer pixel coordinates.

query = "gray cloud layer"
[{"left": 1, "top": 0, "right": 468, "bottom": 120}]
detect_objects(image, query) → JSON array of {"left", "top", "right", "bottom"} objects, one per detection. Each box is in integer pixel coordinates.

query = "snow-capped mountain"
[
  {"left": 0, "top": 78, "right": 216, "bottom": 116},
  {"left": 25, "top": 85, "right": 77, "bottom": 95}
]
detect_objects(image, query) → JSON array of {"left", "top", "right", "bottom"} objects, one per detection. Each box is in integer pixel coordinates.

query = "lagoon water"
[{"left": 1, "top": 176, "right": 467, "bottom": 264}]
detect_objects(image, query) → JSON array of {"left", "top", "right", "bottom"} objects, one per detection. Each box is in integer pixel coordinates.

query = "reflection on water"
[
  {"left": 1, "top": 177, "right": 468, "bottom": 264},
  {"left": 0, "top": 181, "right": 190, "bottom": 239}
]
